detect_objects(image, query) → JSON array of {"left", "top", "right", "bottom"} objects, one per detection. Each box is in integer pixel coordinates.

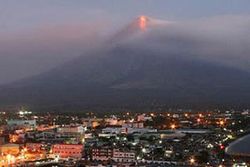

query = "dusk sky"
[
  {"left": 1, "top": 0, "right": 250, "bottom": 32},
  {"left": 0, "top": 0, "right": 250, "bottom": 85}
]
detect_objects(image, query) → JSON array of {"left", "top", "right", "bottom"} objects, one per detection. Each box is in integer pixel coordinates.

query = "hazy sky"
[
  {"left": 1, "top": 0, "right": 250, "bottom": 32},
  {"left": 0, "top": 0, "right": 250, "bottom": 85}
]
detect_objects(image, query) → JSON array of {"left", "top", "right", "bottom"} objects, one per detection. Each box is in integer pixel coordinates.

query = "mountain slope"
[{"left": 1, "top": 45, "right": 250, "bottom": 110}]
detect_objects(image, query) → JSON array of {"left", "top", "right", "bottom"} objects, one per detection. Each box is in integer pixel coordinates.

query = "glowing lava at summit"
[
  {"left": 110, "top": 15, "right": 170, "bottom": 43},
  {"left": 139, "top": 16, "right": 147, "bottom": 30}
]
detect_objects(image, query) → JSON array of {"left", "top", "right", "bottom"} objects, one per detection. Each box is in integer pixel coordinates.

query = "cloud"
[
  {"left": 0, "top": 21, "right": 108, "bottom": 84},
  {"left": 117, "top": 15, "right": 250, "bottom": 72}
]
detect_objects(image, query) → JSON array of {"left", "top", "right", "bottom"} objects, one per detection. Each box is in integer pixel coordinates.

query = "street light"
[
  {"left": 170, "top": 124, "right": 176, "bottom": 130},
  {"left": 219, "top": 120, "right": 225, "bottom": 126},
  {"left": 189, "top": 157, "right": 195, "bottom": 164}
]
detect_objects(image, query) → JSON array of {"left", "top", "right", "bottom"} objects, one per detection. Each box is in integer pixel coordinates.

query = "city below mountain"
[{"left": 0, "top": 16, "right": 250, "bottom": 111}]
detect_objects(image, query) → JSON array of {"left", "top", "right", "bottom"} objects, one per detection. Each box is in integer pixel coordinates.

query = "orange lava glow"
[{"left": 139, "top": 16, "right": 147, "bottom": 30}]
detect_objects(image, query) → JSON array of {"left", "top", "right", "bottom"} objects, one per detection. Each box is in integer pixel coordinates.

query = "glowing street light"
[
  {"left": 219, "top": 120, "right": 225, "bottom": 126},
  {"left": 189, "top": 157, "right": 195, "bottom": 164},
  {"left": 170, "top": 124, "right": 176, "bottom": 130},
  {"left": 82, "top": 138, "right": 85, "bottom": 144},
  {"left": 197, "top": 118, "right": 201, "bottom": 123}
]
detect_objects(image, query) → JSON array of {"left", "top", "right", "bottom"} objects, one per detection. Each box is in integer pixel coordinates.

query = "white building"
[
  {"left": 101, "top": 127, "right": 157, "bottom": 135},
  {"left": 123, "top": 127, "right": 157, "bottom": 134},
  {"left": 101, "top": 127, "right": 122, "bottom": 134},
  {"left": 57, "top": 125, "right": 85, "bottom": 134},
  {"left": 123, "top": 122, "right": 144, "bottom": 128},
  {"left": 7, "top": 119, "right": 36, "bottom": 130},
  {"left": 112, "top": 149, "right": 136, "bottom": 163},
  {"left": 175, "top": 129, "right": 211, "bottom": 134}
]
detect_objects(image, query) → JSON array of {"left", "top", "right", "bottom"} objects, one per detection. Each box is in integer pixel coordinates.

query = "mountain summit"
[
  {"left": 110, "top": 16, "right": 170, "bottom": 43},
  {"left": 134, "top": 16, "right": 150, "bottom": 31},
  {"left": 127, "top": 15, "right": 170, "bottom": 32}
]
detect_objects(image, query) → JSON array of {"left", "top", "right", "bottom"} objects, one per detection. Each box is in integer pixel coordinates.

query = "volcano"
[
  {"left": 0, "top": 16, "right": 250, "bottom": 111},
  {"left": 110, "top": 16, "right": 170, "bottom": 43}
]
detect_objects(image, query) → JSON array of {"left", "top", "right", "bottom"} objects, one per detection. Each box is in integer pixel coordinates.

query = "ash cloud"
[{"left": 118, "top": 15, "right": 250, "bottom": 72}]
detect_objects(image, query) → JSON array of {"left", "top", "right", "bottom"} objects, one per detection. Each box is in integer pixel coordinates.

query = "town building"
[
  {"left": 57, "top": 125, "right": 85, "bottom": 134},
  {"left": 26, "top": 143, "right": 43, "bottom": 152},
  {"left": 7, "top": 119, "right": 36, "bottom": 130},
  {"left": 112, "top": 149, "right": 136, "bottom": 163},
  {"left": 82, "top": 118, "right": 102, "bottom": 128},
  {"left": 52, "top": 144, "right": 83, "bottom": 159},
  {"left": 0, "top": 143, "right": 20, "bottom": 155},
  {"left": 123, "top": 122, "right": 144, "bottom": 128},
  {"left": 91, "top": 147, "right": 113, "bottom": 161}
]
